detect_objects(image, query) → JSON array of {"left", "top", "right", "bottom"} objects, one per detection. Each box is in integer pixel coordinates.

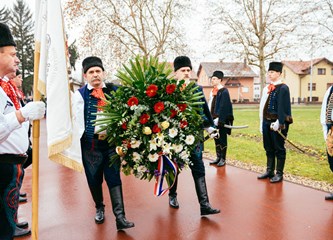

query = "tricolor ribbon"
[{"left": 153, "top": 155, "right": 178, "bottom": 197}]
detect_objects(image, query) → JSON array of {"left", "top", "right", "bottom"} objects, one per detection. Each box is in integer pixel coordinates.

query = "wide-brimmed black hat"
[
  {"left": 0, "top": 23, "right": 16, "bottom": 48},
  {"left": 173, "top": 56, "right": 192, "bottom": 72},
  {"left": 211, "top": 70, "right": 224, "bottom": 80},
  {"left": 82, "top": 56, "right": 104, "bottom": 73},
  {"left": 268, "top": 62, "right": 283, "bottom": 73}
]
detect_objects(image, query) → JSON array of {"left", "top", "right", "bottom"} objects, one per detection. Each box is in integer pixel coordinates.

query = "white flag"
[{"left": 35, "top": 0, "right": 83, "bottom": 172}]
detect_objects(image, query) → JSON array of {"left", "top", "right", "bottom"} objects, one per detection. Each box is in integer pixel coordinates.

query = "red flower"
[
  {"left": 122, "top": 140, "right": 131, "bottom": 148},
  {"left": 154, "top": 102, "right": 165, "bottom": 113},
  {"left": 180, "top": 120, "right": 188, "bottom": 128},
  {"left": 139, "top": 113, "right": 150, "bottom": 124},
  {"left": 177, "top": 103, "right": 187, "bottom": 112},
  {"left": 152, "top": 124, "right": 161, "bottom": 133},
  {"left": 146, "top": 84, "right": 158, "bottom": 97},
  {"left": 166, "top": 84, "right": 176, "bottom": 94},
  {"left": 170, "top": 109, "right": 177, "bottom": 118},
  {"left": 127, "top": 96, "right": 139, "bottom": 106},
  {"left": 121, "top": 122, "right": 127, "bottom": 130}
]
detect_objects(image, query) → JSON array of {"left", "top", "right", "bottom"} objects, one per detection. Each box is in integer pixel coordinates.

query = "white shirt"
[
  {"left": 73, "top": 82, "right": 107, "bottom": 138},
  {"left": 0, "top": 86, "right": 29, "bottom": 154},
  {"left": 259, "top": 80, "right": 282, "bottom": 134},
  {"left": 208, "top": 84, "right": 223, "bottom": 112}
]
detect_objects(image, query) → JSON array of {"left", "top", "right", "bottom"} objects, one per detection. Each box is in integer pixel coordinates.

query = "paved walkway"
[{"left": 18, "top": 120, "right": 333, "bottom": 240}]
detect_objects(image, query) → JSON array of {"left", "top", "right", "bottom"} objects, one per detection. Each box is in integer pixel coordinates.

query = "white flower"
[
  {"left": 168, "top": 128, "right": 178, "bottom": 138},
  {"left": 185, "top": 135, "right": 195, "bottom": 145},
  {"left": 131, "top": 139, "right": 141, "bottom": 148},
  {"left": 136, "top": 165, "right": 147, "bottom": 172},
  {"left": 156, "top": 132, "right": 165, "bottom": 142},
  {"left": 135, "top": 165, "right": 148, "bottom": 178},
  {"left": 148, "top": 153, "right": 159, "bottom": 162},
  {"left": 149, "top": 138, "right": 158, "bottom": 151},
  {"left": 132, "top": 152, "right": 141, "bottom": 162},
  {"left": 162, "top": 142, "right": 172, "bottom": 154},
  {"left": 172, "top": 144, "right": 183, "bottom": 153},
  {"left": 179, "top": 150, "right": 189, "bottom": 160}
]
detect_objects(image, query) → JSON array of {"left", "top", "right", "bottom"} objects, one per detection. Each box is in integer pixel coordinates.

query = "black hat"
[
  {"left": 268, "top": 62, "right": 283, "bottom": 73},
  {"left": 173, "top": 56, "right": 192, "bottom": 72},
  {"left": 211, "top": 70, "right": 224, "bottom": 80},
  {"left": 0, "top": 23, "right": 16, "bottom": 48},
  {"left": 82, "top": 56, "right": 104, "bottom": 73}
]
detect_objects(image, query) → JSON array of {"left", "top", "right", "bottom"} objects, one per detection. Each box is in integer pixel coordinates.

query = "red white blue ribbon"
[{"left": 154, "top": 155, "right": 178, "bottom": 197}]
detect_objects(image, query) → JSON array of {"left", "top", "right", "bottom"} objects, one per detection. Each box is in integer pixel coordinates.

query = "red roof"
[{"left": 282, "top": 58, "right": 333, "bottom": 75}]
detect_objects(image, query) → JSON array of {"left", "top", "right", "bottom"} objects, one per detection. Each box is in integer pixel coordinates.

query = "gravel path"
[{"left": 204, "top": 153, "right": 333, "bottom": 193}]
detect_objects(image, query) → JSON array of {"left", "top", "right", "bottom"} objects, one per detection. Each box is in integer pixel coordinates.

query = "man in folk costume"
[
  {"left": 258, "top": 61, "right": 292, "bottom": 183},
  {"left": 320, "top": 86, "right": 333, "bottom": 200},
  {"left": 168, "top": 56, "right": 220, "bottom": 216},
  {"left": 0, "top": 23, "right": 45, "bottom": 239},
  {"left": 208, "top": 70, "right": 233, "bottom": 167},
  {"left": 73, "top": 56, "right": 134, "bottom": 230}
]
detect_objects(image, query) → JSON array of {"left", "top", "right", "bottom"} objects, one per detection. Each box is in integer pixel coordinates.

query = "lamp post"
[
  {"left": 310, "top": 57, "right": 313, "bottom": 102},
  {"left": 309, "top": 26, "right": 319, "bottom": 103}
]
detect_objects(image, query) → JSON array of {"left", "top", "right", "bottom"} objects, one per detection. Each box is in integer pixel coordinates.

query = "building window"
[
  {"left": 308, "top": 83, "right": 316, "bottom": 91},
  {"left": 331, "top": 68, "right": 333, "bottom": 75},
  {"left": 318, "top": 68, "right": 326, "bottom": 75},
  {"left": 242, "top": 87, "right": 249, "bottom": 93}
]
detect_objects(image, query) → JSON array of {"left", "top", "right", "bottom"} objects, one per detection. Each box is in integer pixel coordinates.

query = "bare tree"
[
  {"left": 311, "top": 0, "right": 333, "bottom": 46},
  {"left": 0, "top": 6, "right": 10, "bottom": 23},
  {"left": 64, "top": 0, "right": 188, "bottom": 75},
  {"left": 207, "top": 0, "right": 305, "bottom": 92}
]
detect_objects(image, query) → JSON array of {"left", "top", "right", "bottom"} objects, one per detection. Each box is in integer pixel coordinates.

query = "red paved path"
[{"left": 18, "top": 120, "right": 333, "bottom": 240}]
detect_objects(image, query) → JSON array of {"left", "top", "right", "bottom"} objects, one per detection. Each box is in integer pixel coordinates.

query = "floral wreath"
[{"left": 95, "top": 56, "right": 205, "bottom": 196}]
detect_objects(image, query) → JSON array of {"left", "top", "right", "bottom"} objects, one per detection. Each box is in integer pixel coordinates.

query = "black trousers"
[
  {"left": 262, "top": 120, "right": 289, "bottom": 160},
  {"left": 0, "top": 163, "right": 22, "bottom": 240},
  {"left": 214, "top": 126, "right": 228, "bottom": 148},
  {"left": 81, "top": 138, "right": 121, "bottom": 190}
]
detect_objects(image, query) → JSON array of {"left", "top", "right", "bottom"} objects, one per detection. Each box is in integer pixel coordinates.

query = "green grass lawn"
[{"left": 204, "top": 105, "right": 333, "bottom": 184}]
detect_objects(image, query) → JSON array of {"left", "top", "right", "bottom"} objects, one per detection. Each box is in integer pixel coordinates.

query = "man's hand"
[
  {"left": 20, "top": 102, "right": 46, "bottom": 121},
  {"left": 205, "top": 127, "right": 219, "bottom": 139},
  {"left": 270, "top": 119, "right": 279, "bottom": 131}
]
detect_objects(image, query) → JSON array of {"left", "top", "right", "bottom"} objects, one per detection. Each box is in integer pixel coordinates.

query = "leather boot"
[
  {"left": 258, "top": 157, "right": 275, "bottom": 179},
  {"left": 13, "top": 226, "right": 31, "bottom": 237},
  {"left": 217, "top": 146, "right": 227, "bottom": 167},
  {"left": 325, "top": 193, "right": 333, "bottom": 200},
  {"left": 270, "top": 158, "right": 285, "bottom": 183},
  {"left": 168, "top": 175, "right": 179, "bottom": 208},
  {"left": 89, "top": 186, "right": 105, "bottom": 224},
  {"left": 109, "top": 185, "right": 135, "bottom": 230},
  {"left": 210, "top": 144, "right": 222, "bottom": 165},
  {"left": 16, "top": 221, "right": 28, "bottom": 229},
  {"left": 194, "top": 176, "right": 220, "bottom": 215}
]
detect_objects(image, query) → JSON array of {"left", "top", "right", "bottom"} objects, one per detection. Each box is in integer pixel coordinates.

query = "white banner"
[{"left": 35, "top": 0, "right": 83, "bottom": 172}]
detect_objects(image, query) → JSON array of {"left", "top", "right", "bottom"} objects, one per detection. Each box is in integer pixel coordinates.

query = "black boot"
[
  {"left": 110, "top": 185, "right": 135, "bottom": 230},
  {"left": 13, "top": 226, "right": 31, "bottom": 237},
  {"left": 217, "top": 146, "right": 227, "bottom": 167},
  {"left": 194, "top": 176, "right": 220, "bottom": 215},
  {"left": 168, "top": 175, "right": 179, "bottom": 208},
  {"left": 270, "top": 158, "right": 285, "bottom": 183},
  {"left": 210, "top": 144, "right": 222, "bottom": 165},
  {"left": 325, "top": 193, "right": 333, "bottom": 200},
  {"left": 89, "top": 186, "right": 105, "bottom": 224},
  {"left": 257, "top": 157, "right": 275, "bottom": 179}
]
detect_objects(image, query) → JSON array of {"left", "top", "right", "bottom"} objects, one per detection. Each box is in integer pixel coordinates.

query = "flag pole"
[
  {"left": 32, "top": 1, "right": 41, "bottom": 239},
  {"left": 32, "top": 40, "right": 41, "bottom": 240}
]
